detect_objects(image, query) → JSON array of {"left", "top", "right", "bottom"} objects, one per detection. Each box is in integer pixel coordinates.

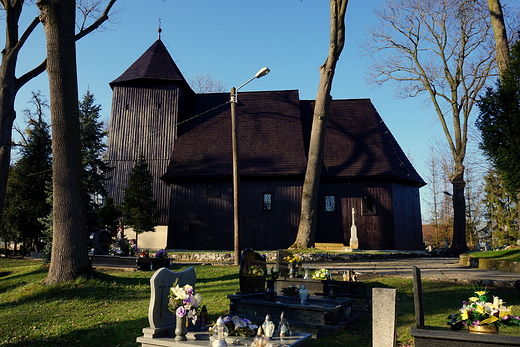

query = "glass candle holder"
[{"left": 212, "top": 316, "right": 229, "bottom": 347}]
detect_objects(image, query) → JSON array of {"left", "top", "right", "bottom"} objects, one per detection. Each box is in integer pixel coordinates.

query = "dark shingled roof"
[
  {"left": 320, "top": 99, "right": 423, "bottom": 183},
  {"left": 163, "top": 90, "right": 308, "bottom": 178},
  {"left": 162, "top": 91, "right": 425, "bottom": 187},
  {"left": 110, "top": 39, "right": 190, "bottom": 87}
]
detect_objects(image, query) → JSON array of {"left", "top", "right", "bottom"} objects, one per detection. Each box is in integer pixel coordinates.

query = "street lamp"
[{"left": 230, "top": 67, "right": 270, "bottom": 265}]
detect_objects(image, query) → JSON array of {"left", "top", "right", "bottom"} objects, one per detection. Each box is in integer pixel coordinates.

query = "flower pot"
[
  {"left": 469, "top": 325, "right": 498, "bottom": 334},
  {"left": 175, "top": 314, "right": 188, "bottom": 341}
]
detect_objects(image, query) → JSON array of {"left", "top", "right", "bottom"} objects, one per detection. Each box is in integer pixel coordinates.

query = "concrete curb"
[{"left": 459, "top": 254, "right": 520, "bottom": 273}]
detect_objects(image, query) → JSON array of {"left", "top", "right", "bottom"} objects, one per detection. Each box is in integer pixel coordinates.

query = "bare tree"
[
  {"left": 364, "top": 0, "right": 497, "bottom": 251},
  {"left": 292, "top": 0, "right": 348, "bottom": 249},
  {"left": 189, "top": 72, "right": 227, "bottom": 93},
  {"left": 424, "top": 145, "right": 445, "bottom": 248},
  {"left": 0, "top": 0, "right": 117, "bottom": 220}
]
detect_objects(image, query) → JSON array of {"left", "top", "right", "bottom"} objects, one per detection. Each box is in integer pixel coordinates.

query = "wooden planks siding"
[
  {"left": 166, "top": 179, "right": 422, "bottom": 251},
  {"left": 106, "top": 84, "right": 182, "bottom": 225},
  {"left": 167, "top": 180, "right": 303, "bottom": 250}
]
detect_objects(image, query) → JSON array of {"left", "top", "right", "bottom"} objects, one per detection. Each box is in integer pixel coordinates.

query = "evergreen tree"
[
  {"left": 42, "top": 90, "right": 114, "bottom": 260},
  {"left": 477, "top": 39, "right": 520, "bottom": 196},
  {"left": 79, "top": 90, "right": 113, "bottom": 234},
  {"left": 98, "top": 196, "right": 122, "bottom": 235},
  {"left": 2, "top": 91, "right": 52, "bottom": 254},
  {"left": 482, "top": 169, "right": 518, "bottom": 247},
  {"left": 477, "top": 39, "right": 520, "bottom": 236},
  {"left": 122, "top": 154, "right": 159, "bottom": 241}
]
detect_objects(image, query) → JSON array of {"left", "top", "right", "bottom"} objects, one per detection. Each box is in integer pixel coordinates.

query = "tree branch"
[
  {"left": 13, "top": 16, "right": 40, "bottom": 53},
  {"left": 74, "top": 0, "right": 117, "bottom": 41},
  {"left": 16, "top": 0, "right": 118, "bottom": 90}
]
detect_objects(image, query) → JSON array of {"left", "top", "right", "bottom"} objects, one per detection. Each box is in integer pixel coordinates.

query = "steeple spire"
[{"left": 158, "top": 18, "right": 162, "bottom": 40}]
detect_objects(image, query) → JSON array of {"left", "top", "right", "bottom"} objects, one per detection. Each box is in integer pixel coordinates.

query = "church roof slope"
[
  {"left": 162, "top": 93, "right": 425, "bottom": 187},
  {"left": 162, "top": 90, "right": 308, "bottom": 180},
  {"left": 314, "top": 98, "right": 425, "bottom": 186},
  {"left": 110, "top": 39, "right": 189, "bottom": 87}
]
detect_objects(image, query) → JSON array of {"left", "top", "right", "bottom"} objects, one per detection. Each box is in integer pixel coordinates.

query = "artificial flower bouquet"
[
  {"left": 168, "top": 280, "right": 202, "bottom": 325},
  {"left": 448, "top": 289, "right": 520, "bottom": 329},
  {"left": 128, "top": 239, "right": 138, "bottom": 256},
  {"left": 266, "top": 266, "right": 279, "bottom": 280},
  {"left": 312, "top": 268, "right": 333, "bottom": 280},
  {"left": 155, "top": 249, "right": 168, "bottom": 258},
  {"left": 217, "top": 315, "right": 258, "bottom": 337},
  {"left": 283, "top": 253, "right": 300, "bottom": 263},
  {"left": 281, "top": 284, "right": 302, "bottom": 296},
  {"left": 109, "top": 248, "right": 123, "bottom": 256}
]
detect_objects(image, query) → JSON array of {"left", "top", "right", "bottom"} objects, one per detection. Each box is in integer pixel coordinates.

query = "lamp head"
[{"left": 255, "top": 67, "right": 270, "bottom": 79}]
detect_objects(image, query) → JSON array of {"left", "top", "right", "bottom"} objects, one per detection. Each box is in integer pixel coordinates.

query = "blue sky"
[{"left": 11, "top": 0, "right": 495, "bottom": 218}]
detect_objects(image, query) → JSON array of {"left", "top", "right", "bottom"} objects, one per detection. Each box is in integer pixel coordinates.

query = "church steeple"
[{"left": 109, "top": 38, "right": 192, "bottom": 94}]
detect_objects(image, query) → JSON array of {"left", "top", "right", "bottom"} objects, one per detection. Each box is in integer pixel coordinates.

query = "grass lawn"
[
  {"left": 470, "top": 248, "right": 520, "bottom": 262},
  {"left": 1, "top": 258, "right": 519, "bottom": 347}
]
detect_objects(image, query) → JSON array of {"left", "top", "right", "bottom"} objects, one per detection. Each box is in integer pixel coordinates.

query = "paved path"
[{"left": 310, "top": 257, "right": 520, "bottom": 286}]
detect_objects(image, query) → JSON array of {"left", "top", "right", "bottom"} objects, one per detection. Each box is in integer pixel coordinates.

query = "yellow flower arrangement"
[
  {"left": 283, "top": 254, "right": 300, "bottom": 263},
  {"left": 448, "top": 288, "right": 520, "bottom": 329}
]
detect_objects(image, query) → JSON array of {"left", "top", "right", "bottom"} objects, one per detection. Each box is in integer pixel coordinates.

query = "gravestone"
[
  {"left": 142, "top": 267, "right": 196, "bottom": 338},
  {"left": 239, "top": 248, "right": 266, "bottom": 293},
  {"left": 89, "top": 230, "right": 112, "bottom": 254},
  {"left": 412, "top": 266, "right": 425, "bottom": 328},
  {"left": 372, "top": 287, "right": 397, "bottom": 347},
  {"left": 276, "top": 249, "right": 290, "bottom": 277}
]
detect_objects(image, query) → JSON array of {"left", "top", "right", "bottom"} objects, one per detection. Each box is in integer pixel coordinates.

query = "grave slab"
[
  {"left": 137, "top": 331, "right": 311, "bottom": 347},
  {"left": 411, "top": 326, "right": 520, "bottom": 347}
]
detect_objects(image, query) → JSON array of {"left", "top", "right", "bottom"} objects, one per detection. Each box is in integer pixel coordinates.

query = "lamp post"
[{"left": 230, "top": 67, "right": 270, "bottom": 265}]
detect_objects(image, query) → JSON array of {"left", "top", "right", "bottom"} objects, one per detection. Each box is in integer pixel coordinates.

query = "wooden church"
[{"left": 106, "top": 38, "right": 426, "bottom": 251}]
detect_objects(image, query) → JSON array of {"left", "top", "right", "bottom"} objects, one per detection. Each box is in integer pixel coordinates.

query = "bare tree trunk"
[
  {"left": 38, "top": 0, "right": 90, "bottom": 284},
  {"left": 292, "top": 0, "right": 348, "bottom": 249},
  {"left": 450, "top": 163, "right": 467, "bottom": 251},
  {"left": 488, "top": 0, "right": 509, "bottom": 75}
]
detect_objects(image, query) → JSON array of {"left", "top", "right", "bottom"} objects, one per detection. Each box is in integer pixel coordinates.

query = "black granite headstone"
[
  {"left": 239, "top": 248, "right": 266, "bottom": 293},
  {"left": 413, "top": 265, "right": 425, "bottom": 329}
]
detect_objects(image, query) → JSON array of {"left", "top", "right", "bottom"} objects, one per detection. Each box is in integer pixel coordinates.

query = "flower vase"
[
  {"left": 469, "top": 325, "right": 498, "bottom": 334},
  {"left": 299, "top": 285, "right": 308, "bottom": 305},
  {"left": 175, "top": 314, "right": 188, "bottom": 341},
  {"left": 266, "top": 279, "right": 276, "bottom": 301},
  {"left": 288, "top": 262, "right": 295, "bottom": 278},
  {"left": 304, "top": 265, "right": 310, "bottom": 279}
]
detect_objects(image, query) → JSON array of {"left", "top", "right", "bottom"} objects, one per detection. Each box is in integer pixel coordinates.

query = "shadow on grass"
[
  {"left": 0, "top": 266, "right": 48, "bottom": 295},
  {"left": 1, "top": 316, "right": 149, "bottom": 347},
  {"left": 92, "top": 270, "right": 152, "bottom": 287},
  {"left": 0, "top": 274, "right": 150, "bottom": 312}
]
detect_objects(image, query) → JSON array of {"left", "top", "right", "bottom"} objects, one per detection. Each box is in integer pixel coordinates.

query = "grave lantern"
[{"left": 212, "top": 316, "right": 228, "bottom": 347}]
